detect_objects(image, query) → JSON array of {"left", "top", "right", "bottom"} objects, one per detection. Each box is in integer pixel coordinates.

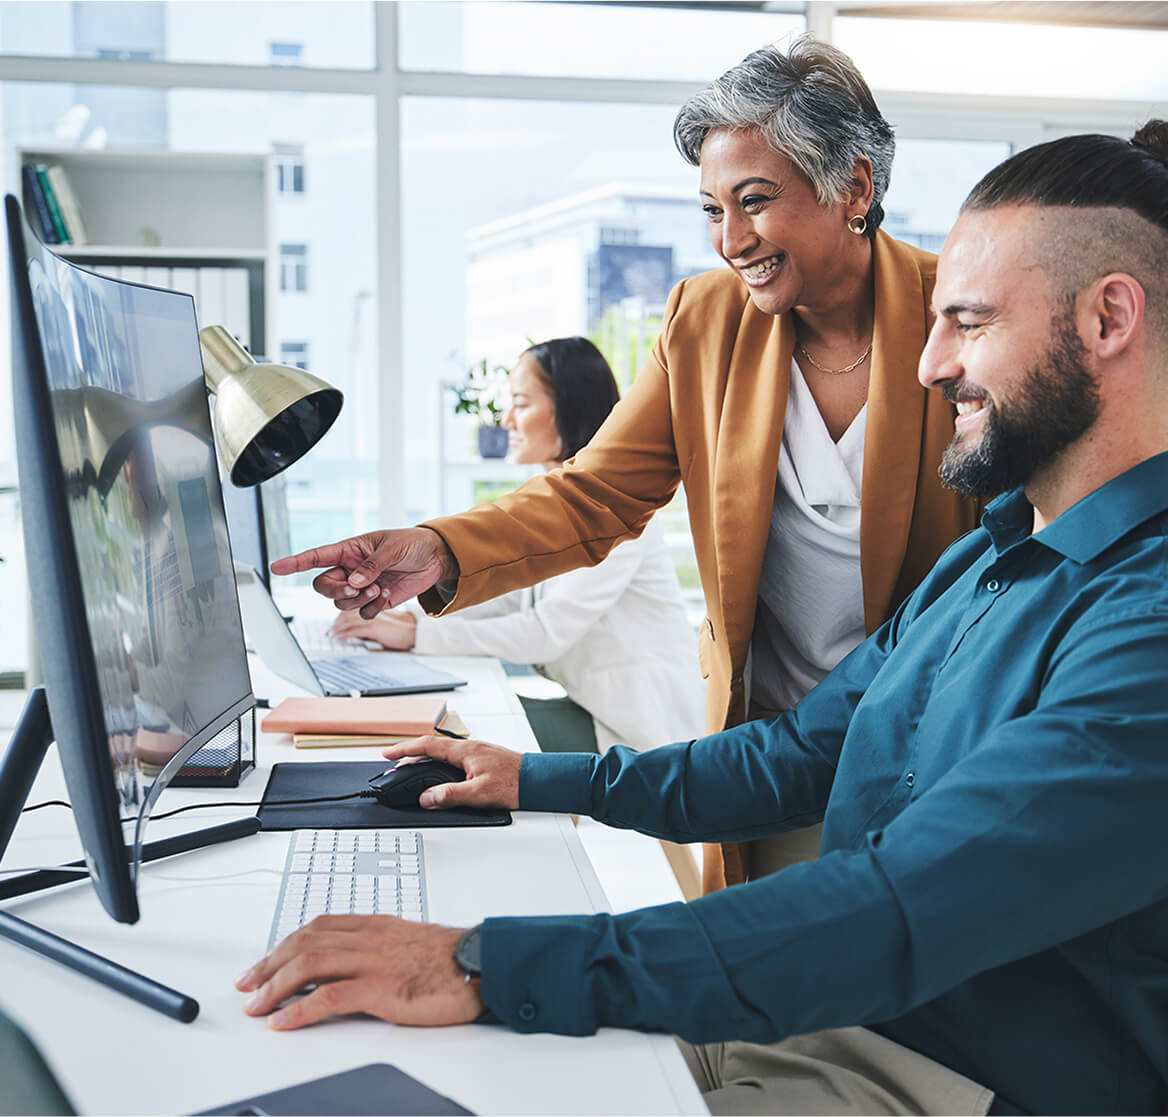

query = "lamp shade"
[{"left": 198, "top": 325, "right": 342, "bottom": 487}]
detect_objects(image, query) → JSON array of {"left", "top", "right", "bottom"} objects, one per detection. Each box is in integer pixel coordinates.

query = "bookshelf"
[{"left": 16, "top": 147, "right": 272, "bottom": 356}]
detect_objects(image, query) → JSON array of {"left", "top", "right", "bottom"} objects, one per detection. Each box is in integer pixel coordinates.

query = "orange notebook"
[{"left": 261, "top": 695, "right": 447, "bottom": 737}]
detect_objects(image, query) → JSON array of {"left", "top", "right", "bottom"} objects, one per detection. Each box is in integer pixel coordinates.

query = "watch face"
[{"left": 455, "top": 925, "right": 482, "bottom": 977}]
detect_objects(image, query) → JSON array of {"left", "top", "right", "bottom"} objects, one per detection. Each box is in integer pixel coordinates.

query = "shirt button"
[
  {"left": 985, "top": 578, "right": 1001, "bottom": 592},
  {"left": 905, "top": 772, "right": 915, "bottom": 788},
  {"left": 518, "top": 1002, "right": 537, "bottom": 1022}
]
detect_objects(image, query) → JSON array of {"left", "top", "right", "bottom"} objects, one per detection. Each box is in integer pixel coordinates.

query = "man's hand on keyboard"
[
  {"left": 381, "top": 736, "right": 522, "bottom": 810},
  {"left": 237, "top": 916, "right": 483, "bottom": 1029}
]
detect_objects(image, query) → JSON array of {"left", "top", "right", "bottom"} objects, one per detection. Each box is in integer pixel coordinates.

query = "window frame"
[{"left": 0, "top": 1, "right": 1163, "bottom": 530}]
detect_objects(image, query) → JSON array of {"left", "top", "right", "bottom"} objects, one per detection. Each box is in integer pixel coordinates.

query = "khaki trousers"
[
  {"left": 680, "top": 1026, "right": 994, "bottom": 1116},
  {"left": 749, "top": 822, "right": 824, "bottom": 877}
]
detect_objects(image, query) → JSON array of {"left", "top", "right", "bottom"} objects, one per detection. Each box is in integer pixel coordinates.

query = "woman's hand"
[
  {"left": 328, "top": 609, "right": 418, "bottom": 651},
  {"left": 382, "top": 736, "right": 523, "bottom": 810}
]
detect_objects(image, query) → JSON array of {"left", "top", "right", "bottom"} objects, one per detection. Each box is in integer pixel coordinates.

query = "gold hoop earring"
[{"left": 848, "top": 214, "right": 867, "bottom": 236}]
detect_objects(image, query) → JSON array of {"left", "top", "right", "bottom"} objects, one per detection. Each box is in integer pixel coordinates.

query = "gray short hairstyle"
[{"left": 673, "top": 34, "right": 895, "bottom": 237}]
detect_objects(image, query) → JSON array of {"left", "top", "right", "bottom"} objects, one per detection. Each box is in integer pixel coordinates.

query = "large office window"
[
  {"left": 0, "top": 73, "right": 377, "bottom": 677},
  {"left": 0, "top": 0, "right": 1165, "bottom": 681},
  {"left": 836, "top": 16, "right": 1168, "bottom": 100},
  {"left": 400, "top": 95, "right": 716, "bottom": 615},
  {"left": 881, "top": 138, "right": 1013, "bottom": 254},
  {"left": 0, "top": 1, "right": 376, "bottom": 69},
  {"left": 399, "top": 2, "right": 805, "bottom": 80}
]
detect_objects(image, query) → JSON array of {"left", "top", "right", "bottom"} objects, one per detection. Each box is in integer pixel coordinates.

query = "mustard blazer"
[{"left": 423, "top": 232, "right": 979, "bottom": 887}]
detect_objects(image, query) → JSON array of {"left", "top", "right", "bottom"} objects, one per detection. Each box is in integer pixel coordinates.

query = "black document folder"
[
  {"left": 257, "top": 761, "right": 511, "bottom": 830},
  {"left": 196, "top": 1062, "right": 475, "bottom": 1115}
]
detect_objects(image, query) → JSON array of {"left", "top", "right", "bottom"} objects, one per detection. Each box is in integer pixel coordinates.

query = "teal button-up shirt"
[{"left": 481, "top": 453, "right": 1168, "bottom": 1115}]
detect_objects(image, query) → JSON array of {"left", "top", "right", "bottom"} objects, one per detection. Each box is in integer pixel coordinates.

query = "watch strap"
[{"left": 453, "top": 924, "right": 483, "bottom": 980}]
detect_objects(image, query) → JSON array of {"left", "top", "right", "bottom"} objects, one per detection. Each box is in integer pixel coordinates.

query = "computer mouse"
[{"left": 367, "top": 758, "right": 466, "bottom": 809}]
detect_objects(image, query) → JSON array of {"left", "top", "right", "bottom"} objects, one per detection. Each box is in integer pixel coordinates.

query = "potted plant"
[{"left": 454, "top": 358, "right": 510, "bottom": 458}]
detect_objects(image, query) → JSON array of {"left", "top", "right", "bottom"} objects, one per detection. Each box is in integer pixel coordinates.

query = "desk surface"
[{"left": 0, "top": 652, "right": 707, "bottom": 1116}]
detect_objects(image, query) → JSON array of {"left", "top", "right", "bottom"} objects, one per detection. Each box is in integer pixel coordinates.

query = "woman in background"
[{"left": 330, "top": 336, "right": 705, "bottom": 757}]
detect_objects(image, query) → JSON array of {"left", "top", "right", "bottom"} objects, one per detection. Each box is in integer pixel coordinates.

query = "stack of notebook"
[{"left": 261, "top": 695, "right": 467, "bottom": 748}]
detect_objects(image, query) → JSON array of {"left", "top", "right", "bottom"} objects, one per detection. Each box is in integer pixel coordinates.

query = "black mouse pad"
[{"left": 257, "top": 761, "right": 511, "bottom": 830}]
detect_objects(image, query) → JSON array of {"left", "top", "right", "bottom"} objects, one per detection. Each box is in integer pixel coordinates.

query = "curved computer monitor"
[{"left": 5, "top": 195, "right": 254, "bottom": 924}]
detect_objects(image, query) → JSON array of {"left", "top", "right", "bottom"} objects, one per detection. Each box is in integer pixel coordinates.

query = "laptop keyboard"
[
  {"left": 290, "top": 616, "right": 361, "bottom": 656},
  {"left": 311, "top": 655, "right": 450, "bottom": 694},
  {"left": 268, "top": 829, "right": 427, "bottom": 949}
]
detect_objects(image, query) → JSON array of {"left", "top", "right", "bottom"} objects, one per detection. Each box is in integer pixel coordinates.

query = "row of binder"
[{"left": 91, "top": 263, "right": 253, "bottom": 354}]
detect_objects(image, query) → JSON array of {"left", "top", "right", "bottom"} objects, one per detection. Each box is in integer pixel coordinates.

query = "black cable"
[
  {"left": 22, "top": 792, "right": 374, "bottom": 823},
  {"left": 138, "top": 790, "right": 374, "bottom": 823},
  {"left": 19, "top": 799, "right": 72, "bottom": 813}
]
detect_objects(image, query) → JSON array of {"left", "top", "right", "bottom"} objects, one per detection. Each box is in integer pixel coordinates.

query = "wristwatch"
[{"left": 453, "top": 924, "right": 483, "bottom": 983}]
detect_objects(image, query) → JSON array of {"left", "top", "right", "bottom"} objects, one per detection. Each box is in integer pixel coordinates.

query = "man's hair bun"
[{"left": 1131, "top": 119, "right": 1168, "bottom": 167}]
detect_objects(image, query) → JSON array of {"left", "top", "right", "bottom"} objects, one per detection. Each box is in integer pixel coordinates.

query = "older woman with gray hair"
[{"left": 273, "top": 36, "right": 979, "bottom": 895}]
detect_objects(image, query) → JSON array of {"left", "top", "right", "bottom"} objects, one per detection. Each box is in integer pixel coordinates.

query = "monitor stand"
[{"left": 0, "top": 688, "right": 258, "bottom": 1023}]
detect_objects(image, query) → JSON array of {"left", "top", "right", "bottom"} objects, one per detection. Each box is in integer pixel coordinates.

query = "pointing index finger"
[{"left": 270, "top": 544, "right": 349, "bottom": 576}]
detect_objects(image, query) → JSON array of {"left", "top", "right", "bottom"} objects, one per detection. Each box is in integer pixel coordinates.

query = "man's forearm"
[
  {"left": 521, "top": 723, "right": 838, "bottom": 846},
  {"left": 476, "top": 844, "right": 908, "bottom": 1043}
]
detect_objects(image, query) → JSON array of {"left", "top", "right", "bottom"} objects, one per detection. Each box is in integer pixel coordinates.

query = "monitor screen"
[
  {"left": 220, "top": 472, "right": 292, "bottom": 592},
  {"left": 7, "top": 196, "right": 253, "bottom": 919},
  {"left": 221, "top": 478, "right": 268, "bottom": 587}
]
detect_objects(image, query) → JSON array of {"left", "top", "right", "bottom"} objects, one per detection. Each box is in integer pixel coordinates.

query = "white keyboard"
[{"left": 267, "top": 829, "right": 428, "bottom": 949}]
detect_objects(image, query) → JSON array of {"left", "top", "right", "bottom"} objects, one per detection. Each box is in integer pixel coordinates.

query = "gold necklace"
[{"left": 797, "top": 340, "right": 872, "bottom": 375}]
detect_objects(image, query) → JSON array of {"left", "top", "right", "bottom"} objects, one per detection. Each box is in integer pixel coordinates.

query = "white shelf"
[
  {"left": 19, "top": 146, "right": 267, "bottom": 174},
  {"left": 18, "top": 145, "right": 272, "bottom": 356},
  {"left": 18, "top": 147, "right": 269, "bottom": 254}
]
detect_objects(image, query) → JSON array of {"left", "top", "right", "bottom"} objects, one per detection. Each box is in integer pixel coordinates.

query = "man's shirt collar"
[{"left": 980, "top": 450, "right": 1168, "bottom": 563}]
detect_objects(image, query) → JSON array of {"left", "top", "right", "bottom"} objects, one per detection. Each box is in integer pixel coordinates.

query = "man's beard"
[{"left": 939, "top": 313, "right": 1100, "bottom": 500}]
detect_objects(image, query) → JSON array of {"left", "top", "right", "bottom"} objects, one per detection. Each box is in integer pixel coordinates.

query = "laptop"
[{"left": 234, "top": 564, "right": 466, "bottom": 697}]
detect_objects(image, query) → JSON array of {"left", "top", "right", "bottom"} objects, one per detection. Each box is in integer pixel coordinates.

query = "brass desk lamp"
[{"left": 198, "top": 324, "right": 343, "bottom": 487}]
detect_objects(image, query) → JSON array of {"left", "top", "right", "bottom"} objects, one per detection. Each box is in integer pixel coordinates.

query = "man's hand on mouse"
[
  {"left": 236, "top": 916, "right": 483, "bottom": 1029},
  {"left": 381, "top": 736, "right": 522, "bottom": 810}
]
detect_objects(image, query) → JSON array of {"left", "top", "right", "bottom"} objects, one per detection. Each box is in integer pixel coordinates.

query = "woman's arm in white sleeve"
[{"left": 412, "top": 535, "right": 646, "bottom": 663}]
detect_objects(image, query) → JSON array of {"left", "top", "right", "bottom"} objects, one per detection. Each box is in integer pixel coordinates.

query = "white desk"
[{"left": 0, "top": 653, "right": 707, "bottom": 1116}]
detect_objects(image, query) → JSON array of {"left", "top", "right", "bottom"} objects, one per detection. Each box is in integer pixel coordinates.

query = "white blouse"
[
  {"left": 412, "top": 517, "right": 706, "bottom": 753},
  {"left": 750, "top": 359, "right": 868, "bottom": 714}
]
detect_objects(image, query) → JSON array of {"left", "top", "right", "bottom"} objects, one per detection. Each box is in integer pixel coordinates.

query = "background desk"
[{"left": 0, "top": 651, "right": 707, "bottom": 1115}]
